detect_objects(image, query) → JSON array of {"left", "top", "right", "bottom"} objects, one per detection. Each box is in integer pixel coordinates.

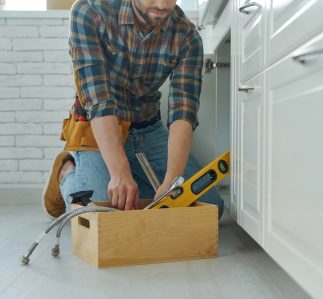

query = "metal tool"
[
  {"left": 135, "top": 151, "right": 230, "bottom": 210},
  {"left": 149, "top": 151, "right": 230, "bottom": 209},
  {"left": 135, "top": 152, "right": 185, "bottom": 209},
  {"left": 135, "top": 152, "right": 161, "bottom": 191},
  {"left": 143, "top": 176, "right": 185, "bottom": 210}
]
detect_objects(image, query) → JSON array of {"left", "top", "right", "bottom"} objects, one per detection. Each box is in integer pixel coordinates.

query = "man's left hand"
[{"left": 153, "top": 177, "right": 175, "bottom": 200}]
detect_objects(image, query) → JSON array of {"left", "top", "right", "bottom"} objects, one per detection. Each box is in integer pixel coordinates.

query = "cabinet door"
[
  {"left": 237, "top": 0, "right": 266, "bottom": 82},
  {"left": 238, "top": 74, "right": 264, "bottom": 245},
  {"left": 265, "top": 33, "right": 323, "bottom": 299},
  {"left": 269, "top": 0, "right": 323, "bottom": 65},
  {"left": 231, "top": 0, "right": 240, "bottom": 220}
]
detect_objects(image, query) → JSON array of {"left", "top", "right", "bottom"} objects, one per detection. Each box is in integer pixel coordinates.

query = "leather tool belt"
[{"left": 60, "top": 96, "right": 161, "bottom": 152}]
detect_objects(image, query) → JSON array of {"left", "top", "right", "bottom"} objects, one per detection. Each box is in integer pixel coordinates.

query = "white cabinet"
[
  {"left": 238, "top": 0, "right": 266, "bottom": 82},
  {"left": 232, "top": 0, "right": 323, "bottom": 297},
  {"left": 235, "top": 0, "right": 266, "bottom": 245},
  {"left": 265, "top": 32, "right": 323, "bottom": 299},
  {"left": 268, "top": 0, "right": 323, "bottom": 65},
  {"left": 239, "top": 74, "right": 264, "bottom": 244}
]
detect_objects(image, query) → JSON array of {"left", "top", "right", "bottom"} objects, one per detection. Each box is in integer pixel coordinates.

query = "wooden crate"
[{"left": 71, "top": 201, "right": 218, "bottom": 268}]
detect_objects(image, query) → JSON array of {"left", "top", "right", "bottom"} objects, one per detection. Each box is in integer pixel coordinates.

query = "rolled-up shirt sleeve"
[
  {"left": 167, "top": 31, "right": 203, "bottom": 131},
  {"left": 69, "top": 0, "right": 117, "bottom": 120}
]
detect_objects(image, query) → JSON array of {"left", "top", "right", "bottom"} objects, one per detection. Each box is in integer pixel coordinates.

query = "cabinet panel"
[
  {"left": 239, "top": 74, "right": 264, "bottom": 244},
  {"left": 265, "top": 32, "right": 323, "bottom": 299},
  {"left": 231, "top": 0, "right": 240, "bottom": 220},
  {"left": 269, "top": 0, "right": 323, "bottom": 65},
  {"left": 238, "top": 0, "right": 266, "bottom": 82}
]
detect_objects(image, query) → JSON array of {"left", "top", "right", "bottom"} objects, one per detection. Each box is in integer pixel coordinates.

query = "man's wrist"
[
  {"left": 164, "top": 169, "right": 184, "bottom": 185},
  {"left": 107, "top": 155, "right": 131, "bottom": 177}
]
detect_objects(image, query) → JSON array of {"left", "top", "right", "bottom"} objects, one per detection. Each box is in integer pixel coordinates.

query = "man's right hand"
[
  {"left": 91, "top": 115, "right": 139, "bottom": 210},
  {"left": 108, "top": 172, "right": 139, "bottom": 210}
]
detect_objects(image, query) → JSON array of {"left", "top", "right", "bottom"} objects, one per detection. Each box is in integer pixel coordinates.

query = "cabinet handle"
[
  {"left": 292, "top": 49, "right": 323, "bottom": 64},
  {"left": 239, "top": 2, "right": 260, "bottom": 14},
  {"left": 238, "top": 85, "right": 255, "bottom": 92}
]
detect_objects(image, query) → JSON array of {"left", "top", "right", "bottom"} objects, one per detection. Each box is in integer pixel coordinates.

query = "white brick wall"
[
  {"left": 13, "top": 38, "right": 68, "bottom": 50},
  {"left": 43, "top": 50, "right": 70, "bottom": 62},
  {"left": 0, "top": 99, "right": 42, "bottom": 110},
  {"left": 0, "top": 51, "right": 43, "bottom": 62},
  {"left": 7, "top": 18, "right": 63, "bottom": 26},
  {"left": 0, "top": 26, "right": 39, "bottom": 38},
  {"left": 0, "top": 87, "right": 19, "bottom": 98},
  {"left": 0, "top": 14, "right": 73, "bottom": 186},
  {"left": 0, "top": 112, "right": 15, "bottom": 122},
  {"left": 0, "top": 136, "right": 15, "bottom": 146},
  {"left": 17, "top": 63, "right": 71, "bottom": 74},
  {"left": 0, "top": 75, "right": 42, "bottom": 86},
  {"left": 0, "top": 39, "right": 11, "bottom": 50},
  {"left": 0, "top": 63, "right": 16, "bottom": 74}
]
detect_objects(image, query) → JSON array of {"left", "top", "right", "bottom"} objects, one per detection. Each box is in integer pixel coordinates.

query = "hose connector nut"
[{"left": 51, "top": 244, "right": 60, "bottom": 257}]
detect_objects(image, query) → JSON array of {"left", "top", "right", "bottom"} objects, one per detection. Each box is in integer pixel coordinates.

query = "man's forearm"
[
  {"left": 165, "top": 120, "right": 193, "bottom": 184},
  {"left": 90, "top": 115, "right": 131, "bottom": 176}
]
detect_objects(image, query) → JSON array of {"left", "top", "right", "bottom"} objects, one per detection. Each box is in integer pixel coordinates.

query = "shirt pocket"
[{"left": 103, "top": 40, "right": 128, "bottom": 73}]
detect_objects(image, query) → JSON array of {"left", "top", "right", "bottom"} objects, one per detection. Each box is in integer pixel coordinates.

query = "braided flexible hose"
[
  {"left": 21, "top": 208, "right": 84, "bottom": 265},
  {"left": 52, "top": 206, "right": 118, "bottom": 257},
  {"left": 21, "top": 205, "right": 118, "bottom": 264}
]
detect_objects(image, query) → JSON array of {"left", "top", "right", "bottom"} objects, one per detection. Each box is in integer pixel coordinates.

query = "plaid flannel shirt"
[{"left": 69, "top": 0, "right": 204, "bottom": 129}]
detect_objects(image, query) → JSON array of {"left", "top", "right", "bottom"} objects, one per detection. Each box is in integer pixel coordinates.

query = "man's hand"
[
  {"left": 91, "top": 115, "right": 139, "bottom": 210},
  {"left": 108, "top": 172, "right": 139, "bottom": 210},
  {"left": 153, "top": 177, "right": 174, "bottom": 200},
  {"left": 152, "top": 120, "right": 192, "bottom": 201}
]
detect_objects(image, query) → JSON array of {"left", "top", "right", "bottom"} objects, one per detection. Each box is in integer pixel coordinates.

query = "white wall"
[
  {"left": 0, "top": 11, "right": 72, "bottom": 186},
  {"left": 199, "top": 0, "right": 232, "bottom": 54}
]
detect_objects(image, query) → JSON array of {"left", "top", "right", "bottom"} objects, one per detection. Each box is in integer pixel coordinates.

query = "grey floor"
[{"left": 0, "top": 188, "right": 312, "bottom": 299}]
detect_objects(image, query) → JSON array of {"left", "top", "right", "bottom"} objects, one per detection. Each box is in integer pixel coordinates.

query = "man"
[{"left": 42, "top": 0, "right": 224, "bottom": 218}]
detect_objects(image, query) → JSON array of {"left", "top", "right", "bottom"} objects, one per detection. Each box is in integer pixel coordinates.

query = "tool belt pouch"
[{"left": 60, "top": 112, "right": 100, "bottom": 152}]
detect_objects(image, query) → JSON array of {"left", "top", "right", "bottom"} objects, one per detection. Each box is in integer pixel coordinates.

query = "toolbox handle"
[{"left": 78, "top": 216, "right": 90, "bottom": 229}]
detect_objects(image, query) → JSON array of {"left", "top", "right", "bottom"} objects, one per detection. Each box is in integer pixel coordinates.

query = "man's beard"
[
  {"left": 142, "top": 10, "right": 170, "bottom": 27},
  {"left": 135, "top": 2, "right": 173, "bottom": 27}
]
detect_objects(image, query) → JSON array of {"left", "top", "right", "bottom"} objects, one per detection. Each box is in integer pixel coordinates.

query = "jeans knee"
[{"left": 197, "top": 188, "right": 224, "bottom": 219}]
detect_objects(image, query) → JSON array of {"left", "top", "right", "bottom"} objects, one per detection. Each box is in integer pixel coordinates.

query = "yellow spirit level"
[{"left": 147, "top": 151, "right": 230, "bottom": 209}]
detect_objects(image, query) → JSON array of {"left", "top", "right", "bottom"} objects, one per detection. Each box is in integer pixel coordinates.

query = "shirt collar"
[
  {"left": 161, "top": 15, "right": 171, "bottom": 32},
  {"left": 118, "top": 0, "right": 134, "bottom": 26},
  {"left": 118, "top": 0, "right": 172, "bottom": 32}
]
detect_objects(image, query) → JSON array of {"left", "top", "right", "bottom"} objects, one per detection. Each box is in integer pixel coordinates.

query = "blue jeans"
[{"left": 60, "top": 121, "right": 224, "bottom": 218}]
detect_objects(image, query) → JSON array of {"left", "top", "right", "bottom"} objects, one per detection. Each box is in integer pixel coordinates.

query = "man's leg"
[
  {"left": 59, "top": 144, "right": 160, "bottom": 209},
  {"left": 59, "top": 151, "right": 111, "bottom": 210},
  {"left": 42, "top": 151, "right": 76, "bottom": 217}
]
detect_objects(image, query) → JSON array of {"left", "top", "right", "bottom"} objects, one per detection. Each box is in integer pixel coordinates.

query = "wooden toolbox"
[{"left": 71, "top": 201, "right": 218, "bottom": 268}]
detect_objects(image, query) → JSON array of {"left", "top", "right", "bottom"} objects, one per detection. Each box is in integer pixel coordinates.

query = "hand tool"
[
  {"left": 143, "top": 176, "right": 184, "bottom": 209},
  {"left": 136, "top": 151, "right": 230, "bottom": 209},
  {"left": 135, "top": 152, "right": 161, "bottom": 192},
  {"left": 146, "top": 151, "right": 230, "bottom": 209},
  {"left": 135, "top": 152, "right": 185, "bottom": 209}
]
